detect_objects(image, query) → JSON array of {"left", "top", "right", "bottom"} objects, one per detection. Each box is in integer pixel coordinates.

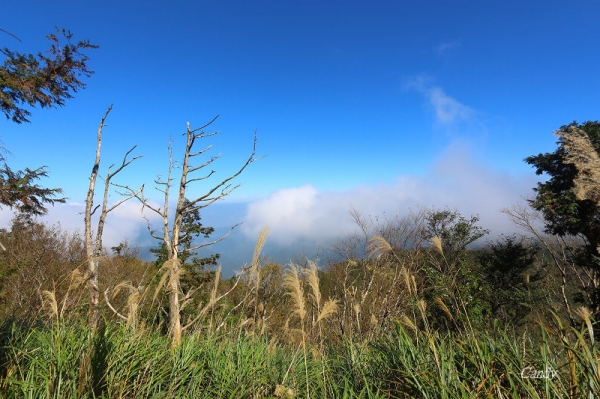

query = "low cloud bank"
[
  {"left": 242, "top": 143, "right": 539, "bottom": 247},
  {"left": 0, "top": 143, "right": 542, "bottom": 275},
  {"left": 0, "top": 200, "right": 162, "bottom": 250}
]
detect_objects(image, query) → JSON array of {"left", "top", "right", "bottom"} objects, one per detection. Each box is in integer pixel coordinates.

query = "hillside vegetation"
[{"left": 0, "top": 205, "right": 599, "bottom": 398}]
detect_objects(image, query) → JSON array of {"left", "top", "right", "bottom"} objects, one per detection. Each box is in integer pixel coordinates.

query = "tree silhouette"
[{"left": 1, "top": 28, "right": 97, "bottom": 124}]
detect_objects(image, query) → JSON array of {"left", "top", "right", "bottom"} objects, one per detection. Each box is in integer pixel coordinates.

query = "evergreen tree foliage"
[
  {"left": 525, "top": 121, "right": 600, "bottom": 257},
  {"left": 0, "top": 27, "right": 96, "bottom": 215},
  {"left": 423, "top": 208, "right": 489, "bottom": 268},
  {"left": 0, "top": 28, "right": 97, "bottom": 124},
  {"left": 150, "top": 199, "right": 219, "bottom": 282},
  {"left": 0, "top": 165, "right": 65, "bottom": 215},
  {"left": 479, "top": 235, "right": 540, "bottom": 324}
]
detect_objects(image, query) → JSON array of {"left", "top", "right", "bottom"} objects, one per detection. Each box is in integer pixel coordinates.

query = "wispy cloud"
[
  {"left": 428, "top": 87, "right": 473, "bottom": 124},
  {"left": 405, "top": 74, "right": 474, "bottom": 125},
  {"left": 435, "top": 40, "right": 461, "bottom": 56}
]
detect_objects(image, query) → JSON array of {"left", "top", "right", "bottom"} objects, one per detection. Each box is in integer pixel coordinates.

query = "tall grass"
[
  {"left": 365, "top": 317, "right": 600, "bottom": 398},
  {"left": 2, "top": 233, "right": 600, "bottom": 397},
  {"left": 1, "top": 321, "right": 315, "bottom": 398},
  {"left": 5, "top": 304, "right": 598, "bottom": 397}
]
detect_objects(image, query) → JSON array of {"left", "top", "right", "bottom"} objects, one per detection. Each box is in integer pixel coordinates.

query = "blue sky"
[{"left": 1, "top": 1, "right": 599, "bottom": 272}]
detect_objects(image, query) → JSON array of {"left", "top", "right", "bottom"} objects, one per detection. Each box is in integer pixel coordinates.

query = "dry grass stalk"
[
  {"left": 180, "top": 266, "right": 230, "bottom": 332},
  {"left": 297, "top": 259, "right": 339, "bottom": 395},
  {"left": 274, "top": 384, "right": 295, "bottom": 398},
  {"left": 431, "top": 236, "right": 443, "bottom": 254},
  {"left": 304, "top": 260, "right": 321, "bottom": 306},
  {"left": 152, "top": 259, "right": 183, "bottom": 303},
  {"left": 209, "top": 266, "right": 221, "bottom": 306},
  {"left": 283, "top": 265, "right": 306, "bottom": 323},
  {"left": 61, "top": 268, "right": 88, "bottom": 319},
  {"left": 557, "top": 125, "right": 600, "bottom": 206},
  {"left": 402, "top": 267, "right": 414, "bottom": 296},
  {"left": 41, "top": 290, "right": 58, "bottom": 320},
  {"left": 368, "top": 235, "right": 393, "bottom": 259},
  {"left": 40, "top": 268, "right": 87, "bottom": 324},
  {"left": 400, "top": 314, "right": 417, "bottom": 330},
  {"left": 127, "top": 292, "right": 140, "bottom": 329},
  {"left": 251, "top": 226, "right": 270, "bottom": 271},
  {"left": 575, "top": 306, "right": 594, "bottom": 344},
  {"left": 237, "top": 226, "right": 270, "bottom": 333},
  {"left": 317, "top": 299, "right": 339, "bottom": 324},
  {"left": 153, "top": 261, "right": 172, "bottom": 302},
  {"left": 199, "top": 267, "right": 222, "bottom": 317},
  {"left": 434, "top": 297, "right": 454, "bottom": 321},
  {"left": 111, "top": 282, "right": 141, "bottom": 329},
  {"left": 370, "top": 314, "right": 378, "bottom": 326},
  {"left": 417, "top": 299, "right": 427, "bottom": 320},
  {"left": 282, "top": 261, "right": 339, "bottom": 399},
  {"left": 111, "top": 282, "right": 136, "bottom": 298},
  {"left": 284, "top": 327, "right": 305, "bottom": 344},
  {"left": 417, "top": 299, "right": 431, "bottom": 333},
  {"left": 250, "top": 226, "right": 270, "bottom": 305},
  {"left": 67, "top": 268, "right": 86, "bottom": 292}
]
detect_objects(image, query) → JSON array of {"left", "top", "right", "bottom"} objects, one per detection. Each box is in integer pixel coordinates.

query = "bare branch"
[
  {"left": 187, "top": 222, "right": 242, "bottom": 252},
  {"left": 107, "top": 146, "right": 143, "bottom": 180},
  {"left": 189, "top": 144, "right": 215, "bottom": 158},
  {"left": 103, "top": 289, "right": 127, "bottom": 321},
  {"left": 84, "top": 105, "right": 112, "bottom": 329},
  {"left": 83, "top": 105, "right": 143, "bottom": 329},
  {"left": 182, "top": 269, "right": 243, "bottom": 331},
  {"left": 116, "top": 178, "right": 164, "bottom": 217},
  {"left": 188, "top": 114, "right": 220, "bottom": 134},
  {"left": 182, "top": 189, "right": 240, "bottom": 214},
  {"left": 0, "top": 28, "right": 22, "bottom": 42},
  {"left": 188, "top": 155, "right": 219, "bottom": 173},
  {"left": 187, "top": 132, "right": 260, "bottom": 208},
  {"left": 105, "top": 187, "right": 142, "bottom": 214},
  {"left": 140, "top": 214, "right": 164, "bottom": 241},
  {"left": 185, "top": 170, "right": 216, "bottom": 184},
  {"left": 94, "top": 146, "right": 142, "bottom": 254},
  {"left": 144, "top": 117, "right": 261, "bottom": 345},
  {"left": 89, "top": 204, "right": 101, "bottom": 217}
]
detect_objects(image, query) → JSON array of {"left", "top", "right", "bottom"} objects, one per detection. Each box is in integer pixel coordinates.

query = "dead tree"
[
  {"left": 84, "top": 105, "right": 142, "bottom": 329},
  {"left": 133, "top": 116, "right": 259, "bottom": 345}
]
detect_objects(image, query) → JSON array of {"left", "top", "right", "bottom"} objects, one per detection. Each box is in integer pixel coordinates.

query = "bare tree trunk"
[
  {"left": 130, "top": 117, "right": 259, "bottom": 346},
  {"left": 84, "top": 106, "right": 109, "bottom": 329},
  {"left": 84, "top": 105, "right": 142, "bottom": 329},
  {"left": 168, "top": 259, "right": 182, "bottom": 343}
]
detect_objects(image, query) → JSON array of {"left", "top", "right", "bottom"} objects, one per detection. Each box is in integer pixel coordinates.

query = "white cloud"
[
  {"left": 405, "top": 74, "right": 474, "bottom": 125},
  {"left": 435, "top": 40, "right": 461, "bottom": 56},
  {"left": 0, "top": 146, "right": 540, "bottom": 260},
  {"left": 242, "top": 143, "right": 539, "bottom": 246},
  {"left": 428, "top": 87, "right": 473, "bottom": 124},
  {"left": 0, "top": 199, "right": 162, "bottom": 249},
  {"left": 242, "top": 185, "right": 348, "bottom": 245}
]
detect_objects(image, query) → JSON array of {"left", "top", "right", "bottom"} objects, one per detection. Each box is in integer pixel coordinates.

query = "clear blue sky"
[{"left": 1, "top": 1, "right": 599, "bottom": 269}]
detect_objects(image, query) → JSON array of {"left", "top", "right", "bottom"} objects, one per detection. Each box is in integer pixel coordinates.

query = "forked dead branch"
[
  {"left": 84, "top": 105, "right": 143, "bottom": 329},
  {"left": 122, "top": 116, "right": 261, "bottom": 345}
]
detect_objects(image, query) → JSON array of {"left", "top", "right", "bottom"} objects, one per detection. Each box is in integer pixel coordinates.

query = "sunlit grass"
[
  {"left": 1, "top": 313, "right": 599, "bottom": 398},
  {"left": 1, "top": 234, "right": 599, "bottom": 398}
]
